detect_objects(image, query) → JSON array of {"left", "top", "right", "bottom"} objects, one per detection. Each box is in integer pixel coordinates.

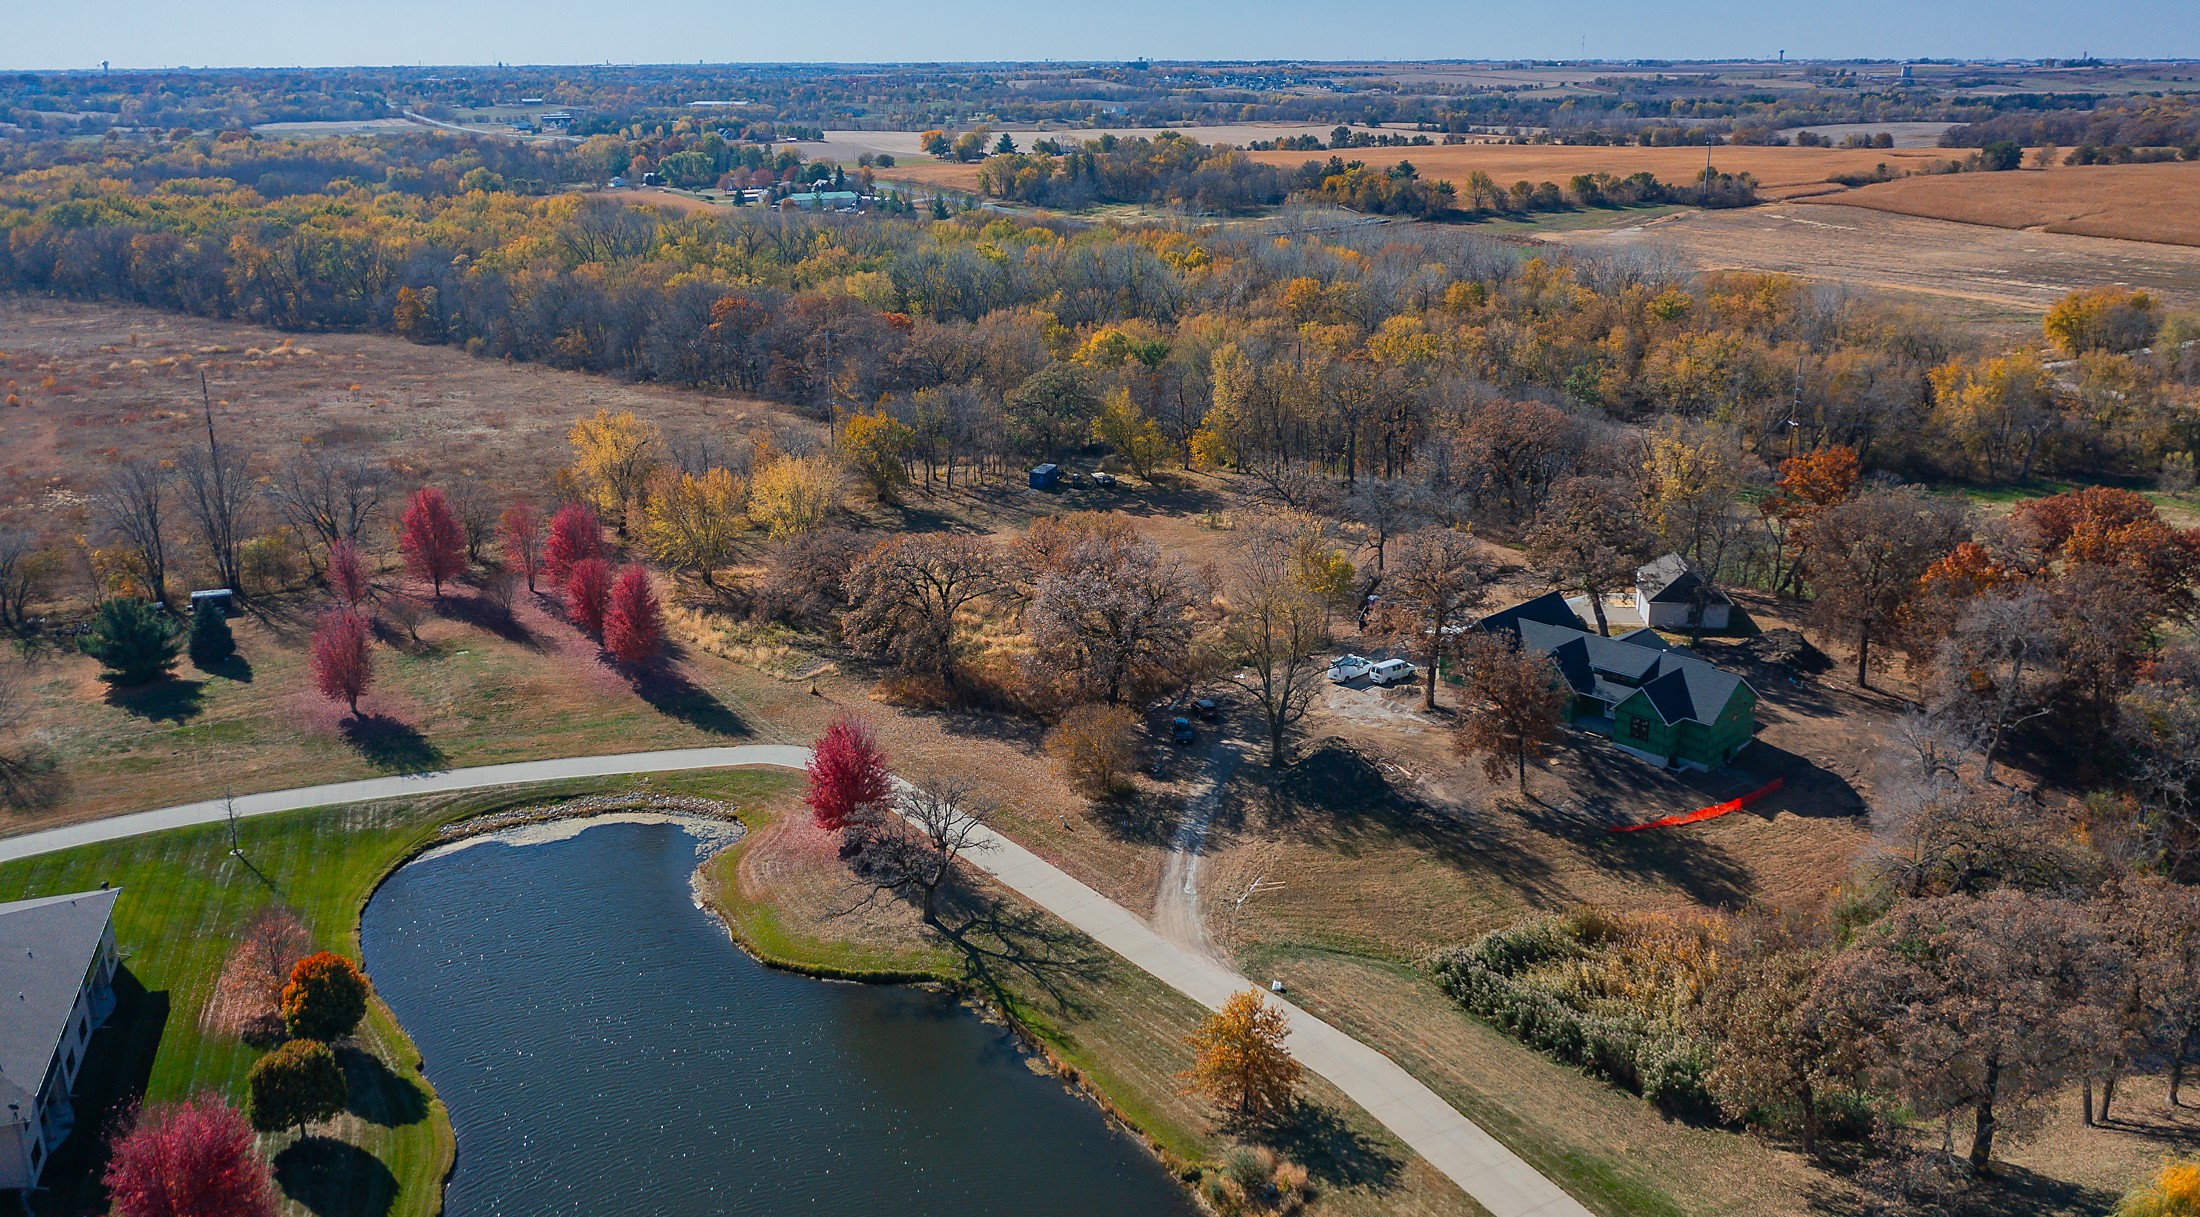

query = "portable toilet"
[{"left": 1029, "top": 463, "right": 1060, "bottom": 491}]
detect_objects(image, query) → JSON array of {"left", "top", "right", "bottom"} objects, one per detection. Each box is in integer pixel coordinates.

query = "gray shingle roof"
[
  {"left": 1509, "top": 608, "right": 1751, "bottom": 726},
  {"left": 1636, "top": 553, "right": 1732, "bottom": 607},
  {"left": 0, "top": 888, "right": 118, "bottom": 1117},
  {"left": 1476, "top": 591, "right": 1587, "bottom": 638}
]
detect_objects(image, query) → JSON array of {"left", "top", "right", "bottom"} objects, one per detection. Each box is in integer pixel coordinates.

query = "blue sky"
[{"left": 8, "top": 0, "right": 2196, "bottom": 70}]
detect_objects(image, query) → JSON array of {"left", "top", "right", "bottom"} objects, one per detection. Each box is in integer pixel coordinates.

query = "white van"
[{"left": 1368, "top": 658, "right": 1417, "bottom": 687}]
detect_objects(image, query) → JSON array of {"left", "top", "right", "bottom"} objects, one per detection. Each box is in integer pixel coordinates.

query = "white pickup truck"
[{"left": 1327, "top": 654, "right": 1375, "bottom": 683}]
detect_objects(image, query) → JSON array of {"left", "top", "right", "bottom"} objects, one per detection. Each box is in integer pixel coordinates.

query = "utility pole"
[{"left": 1788, "top": 352, "right": 1806, "bottom": 462}]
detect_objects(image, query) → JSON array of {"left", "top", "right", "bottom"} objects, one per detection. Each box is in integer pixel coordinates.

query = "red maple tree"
[
  {"left": 309, "top": 609, "right": 373, "bottom": 715},
  {"left": 498, "top": 501, "right": 545, "bottom": 592},
  {"left": 545, "top": 502, "right": 603, "bottom": 580},
  {"left": 603, "top": 565, "right": 664, "bottom": 664},
  {"left": 804, "top": 714, "right": 892, "bottom": 832},
  {"left": 103, "top": 1094, "right": 278, "bottom": 1217},
  {"left": 564, "top": 558, "right": 612, "bottom": 637},
  {"left": 398, "top": 487, "right": 467, "bottom": 595},
  {"left": 327, "top": 539, "right": 369, "bottom": 607}
]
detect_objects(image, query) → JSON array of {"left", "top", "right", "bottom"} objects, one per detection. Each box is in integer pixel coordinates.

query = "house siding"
[{"left": 1611, "top": 685, "right": 1756, "bottom": 770}]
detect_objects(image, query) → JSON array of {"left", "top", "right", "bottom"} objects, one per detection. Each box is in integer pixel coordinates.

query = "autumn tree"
[
  {"left": 79, "top": 598, "right": 181, "bottom": 685},
  {"left": 568, "top": 407, "right": 664, "bottom": 529},
  {"left": 1024, "top": 529, "right": 1195, "bottom": 705},
  {"left": 281, "top": 951, "right": 370, "bottom": 1041},
  {"left": 1377, "top": 528, "right": 1495, "bottom": 710},
  {"left": 2045, "top": 287, "right": 2161, "bottom": 357},
  {"left": 1005, "top": 361, "right": 1101, "bottom": 458},
  {"left": 1761, "top": 445, "right": 1861, "bottom": 594},
  {"left": 498, "top": 501, "right": 545, "bottom": 592},
  {"left": 1182, "top": 991, "right": 1303, "bottom": 1123},
  {"left": 1223, "top": 526, "right": 1330, "bottom": 767},
  {"left": 327, "top": 539, "right": 370, "bottom": 607},
  {"left": 642, "top": 468, "right": 746, "bottom": 589},
  {"left": 398, "top": 487, "right": 467, "bottom": 596},
  {"left": 1092, "top": 388, "right": 1171, "bottom": 480},
  {"left": 1796, "top": 485, "right": 1971, "bottom": 688},
  {"left": 1701, "top": 917, "right": 1839, "bottom": 1156},
  {"left": 1454, "top": 633, "right": 1567, "bottom": 791},
  {"left": 1807, "top": 890, "right": 2122, "bottom": 1171},
  {"left": 603, "top": 565, "right": 664, "bottom": 664},
  {"left": 748, "top": 452, "right": 842, "bottom": 539},
  {"left": 2097, "top": 878, "right": 2200, "bottom": 1119},
  {"left": 245, "top": 1039, "right": 346, "bottom": 1138},
  {"left": 1047, "top": 703, "right": 1138, "bottom": 798},
  {"left": 805, "top": 714, "right": 892, "bottom": 832},
  {"left": 308, "top": 610, "right": 373, "bottom": 715},
  {"left": 1523, "top": 476, "right": 1654, "bottom": 636},
  {"left": 842, "top": 533, "right": 1003, "bottom": 694},
  {"left": 103, "top": 1095, "right": 277, "bottom": 1217},
  {"left": 544, "top": 501, "right": 603, "bottom": 580},
  {"left": 2111, "top": 1155, "right": 2200, "bottom": 1217},
  {"left": 840, "top": 411, "right": 916, "bottom": 502},
  {"left": 564, "top": 557, "right": 612, "bottom": 637},
  {"left": 1341, "top": 478, "right": 1427, "bottom": 573}
]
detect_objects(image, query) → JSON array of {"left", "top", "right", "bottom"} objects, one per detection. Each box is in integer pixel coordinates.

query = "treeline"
[
  {"left": 972, "top": 133, "right": 1290, "bottom": 214},
  {"left": 1293, "top": 157, "right": 1759, "bottom": 218},
  {"left": 1945, "top": 95, "right": 2200, "bottom": 151}
]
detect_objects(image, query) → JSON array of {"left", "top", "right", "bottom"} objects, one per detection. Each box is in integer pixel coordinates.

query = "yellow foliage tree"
[
  {"left": 1181, "top": 990, "right": 1302, "bottom": 1121},
  {"left": 1929, "top": 352, "right": 2061, "bottom": 483},
  {"left": 567, "top": 408, "right": 664, "bottom": 529},
  {"left": 2114, "top": 1156, "right": 2200, "bottom": 1217},
  {"left": 2045, "top": 287, "right": 2161, "bottom": 356},
  {"left": 642, "top": 468, "right": 748, "bottom": 589},
  {"left": 839, "top": 411, "right": 916, "bottom": 502},
  {"left": 1091, "top": 389, "right": 1172, "bottom": 480},
  {"left": 749, "top": 453, "right": 842, "bottom": 540}
]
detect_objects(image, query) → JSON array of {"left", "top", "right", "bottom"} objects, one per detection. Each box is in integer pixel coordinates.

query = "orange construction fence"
[{"left": 1607, "top": 778, "right": 1784, "bottom": 833}]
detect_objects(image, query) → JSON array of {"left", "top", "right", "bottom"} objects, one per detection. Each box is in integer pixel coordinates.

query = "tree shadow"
[
  {"left": 436, "top": 590, "right": 536, "bottom": 646},
  {"left": 1251, "top": 740, "right": 1571, "bottom": 908},
  {"left": 102, "top": 676, "right": 205, "bottom": 723},
  {"left": 273, "top": 1136, "right": 398, "bottom": 1217},
  {"left": 1241, "top": 1097, "right": 1403, "bottom": 1193},
  {"left": 1087, "top": 786, "right": 1177, "bottom": 847},
  {"left": 0, "top": 743, "right": 68, "bottom": 812},
  {"left": 198, "top": 651, "right": 254, "bottom": 683},
  {"left": 336, "top": 1046, "right": 429, "bottom": 1128},
  {"left": 930, "top": 885, "right": 1110, "bottom": 1018},
  {"left": 625, "top": 662, "right": 750, "bottom": 737},
  {"left": 338, "top": 713, "right": 446, "bottom": 773},
  {"left": 1510, "top": 787, "right": 1756, "bottom": 909},
  {"left": 25, "top": 969, "right": 170, "bottom": 1216}
]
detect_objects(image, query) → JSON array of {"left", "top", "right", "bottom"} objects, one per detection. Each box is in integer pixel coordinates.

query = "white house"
[
  {"left": 1633, "top": 553, "right": 1732, "bottom": 631},
  {"left": 0, "top": 888, "right": 121, "bottom": 1195}
]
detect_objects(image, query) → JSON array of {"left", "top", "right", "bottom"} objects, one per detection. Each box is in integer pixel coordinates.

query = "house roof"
[
  {"left": 1476, "top": 591, "right": 1587, "bottom": 638},
  {"left": 1511, "top": 611, "right": 1751, "bottom": 727},
  {"left": 1636, "top": 553, "right": 1731, "bottom": 607},
  {"left": 0, "top": 888, "right": 118, "bottom": 1121}
]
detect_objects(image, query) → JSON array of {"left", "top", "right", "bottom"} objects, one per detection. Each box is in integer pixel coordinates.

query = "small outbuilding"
[
  {"left": 1633, "top": 554, "right": 1732, "bottom": 631},
  {"left": 1029, "top": 463, "right": 1060, "bottom": 491}
]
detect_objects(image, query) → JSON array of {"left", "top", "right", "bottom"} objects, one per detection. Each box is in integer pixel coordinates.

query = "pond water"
[{"left": 359, "top": 818, "right": 1196, "bottom": 1217}]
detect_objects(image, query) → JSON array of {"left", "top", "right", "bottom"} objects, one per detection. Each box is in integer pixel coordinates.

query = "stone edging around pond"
[{"left": 434, "top": 794, "right": 745, "bottom": 846}]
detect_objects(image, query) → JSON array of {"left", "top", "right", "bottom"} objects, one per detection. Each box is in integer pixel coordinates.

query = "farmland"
[{"left": 1803, "top": 161, "right": 2200, "bottom": 247}]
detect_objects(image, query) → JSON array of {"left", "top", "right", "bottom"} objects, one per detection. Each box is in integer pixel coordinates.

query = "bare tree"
[
  {"left": 0, "top": 528, "right": 56, "bottom": 628},
  {"left": 446, "top": 477, "right": 499, "bottom": 565},
  {"left": 841, "top": 533, "right": 1004, "bottom": 695},
  {"left": 1453, "top": 633, "right": 1568, "bottom": 791},
  {"left": 1925, "top": 588, "right": 2061, "bottom": 781},
  {"left": 1376, "top": 528, "right": 1496, "bottom": 710},
  {"left": 179, "top": 380, "right": 253, "bottom": 593},
  {"left": 1223, "top": 526, "right": 1330, "bottom": 766},
  {"left": 1797, "top": 485, "right": 1972, "bottom": 688},
  {"left": 265, "top": 447, "right": 389, "bottom": 567},
  {"left": 1024, "top": 530, "right": 1195, "bottom": 705},
  {"left": 1342, "top": 478, "right": 1427, "bottom": 573},
  {"left": 95, "top": 458, "right": 173, "bottom": 605},
  {"left": 849, "top": 773, "right": 995, "bottom": 925}
]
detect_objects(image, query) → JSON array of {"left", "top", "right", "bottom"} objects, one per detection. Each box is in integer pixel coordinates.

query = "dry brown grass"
[
  {"left": 1804, "top": 161, "right": 2200, "bottom": 246},
  {"left": 1243, "top": 143, "right": 1964, "bottom": 201}
]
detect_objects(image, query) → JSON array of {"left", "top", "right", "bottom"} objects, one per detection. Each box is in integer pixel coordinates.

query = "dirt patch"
[
  {"left": 1539, "top": 202, "right": 2200, "bottom": 312},
  {"left": 1806, "top": 161, "right": 2200, "bottom": 247}
]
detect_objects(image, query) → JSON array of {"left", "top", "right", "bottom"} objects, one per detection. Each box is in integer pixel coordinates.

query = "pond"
[{"left": 359, "top": 818, "right": 1197, "bottom": 1217}]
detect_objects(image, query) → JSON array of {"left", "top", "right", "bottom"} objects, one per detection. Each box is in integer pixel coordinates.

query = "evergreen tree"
[
  {"left": 188, "top": 599, "right": 235, "bottom": 669},
  {"left": 79, "top": 598, "right": 181, "bottom": 685}
]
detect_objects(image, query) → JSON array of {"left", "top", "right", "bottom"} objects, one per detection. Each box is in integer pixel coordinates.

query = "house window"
[{"left": 1627, "top": 717, "right": 1651, "bottom": 742}]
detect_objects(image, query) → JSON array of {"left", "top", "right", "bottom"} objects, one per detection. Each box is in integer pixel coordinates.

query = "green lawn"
[{"left": 0, "top": 770, "right": 794, "bottom": 1217}]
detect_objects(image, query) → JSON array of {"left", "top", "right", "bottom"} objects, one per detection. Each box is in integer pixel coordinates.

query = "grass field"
[{"left": 1807, "top": 161, "right": 2200, "bottom": 247}]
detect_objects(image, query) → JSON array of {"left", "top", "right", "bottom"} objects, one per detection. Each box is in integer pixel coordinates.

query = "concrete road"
[{"left": 0, "top": 746, "right": 1593, "bottom": 1217}]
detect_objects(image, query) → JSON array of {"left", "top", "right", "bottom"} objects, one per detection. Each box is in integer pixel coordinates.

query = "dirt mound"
[{"left": 1727, "top": 628, "right": 1832, "bottom": 675}]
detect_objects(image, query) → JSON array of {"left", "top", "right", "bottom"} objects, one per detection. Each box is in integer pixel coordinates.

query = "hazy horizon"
[{"left": 9, "top": 0, "right": 2198, "bottom": 73}]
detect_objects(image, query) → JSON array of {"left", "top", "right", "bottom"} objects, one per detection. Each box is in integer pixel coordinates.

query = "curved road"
[{"left": 0, "top": 747, "right": 1591, "bottom": 1217}]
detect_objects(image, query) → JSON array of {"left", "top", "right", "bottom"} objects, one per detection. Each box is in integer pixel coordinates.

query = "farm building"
[
  {"left": 1632, "top": 553, "right": 1732, "bottom": 631},
  {"left": 1480, "top": 596, "right": 1758, "bottom": 771}
]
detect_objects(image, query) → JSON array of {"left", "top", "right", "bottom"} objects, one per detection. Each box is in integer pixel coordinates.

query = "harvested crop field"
[
  {"left": 1244, "top": 142, "right": 1964, "bottom": 200},
  {"left": 1539, "top": 202, "right": 2200, "bottom": 313},
  {"left": 1802, "top": 161, "right": 2200, "bottom": 246}
]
